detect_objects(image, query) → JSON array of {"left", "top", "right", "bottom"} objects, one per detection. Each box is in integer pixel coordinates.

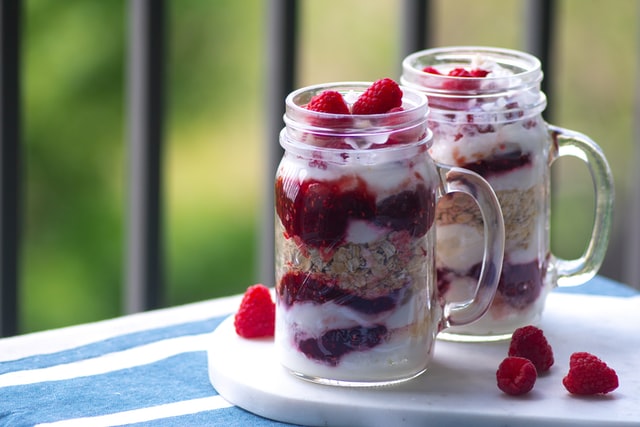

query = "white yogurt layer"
[
  {"left": 278, "top": 149, "right": 431, "bottom": 203},
  {"left": 278, "top": 293, "right": 418, "bottom": 339},
  {"left": 277, "top": 325, "right": 433, "bottom": 383},
  {"left": 436, "top": 223, "right": 484, "bottom": 272},
  {"left": 275, "top": 296, "right": 435, "bottom": 383}
]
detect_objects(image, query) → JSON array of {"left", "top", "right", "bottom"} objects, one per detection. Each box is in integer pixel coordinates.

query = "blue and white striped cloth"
[
  {"left": 0, "top": 295, "right": 296, "bottom": 426},
  {"left": 0, "top": 276, "right": 637, "bottom": 426}
]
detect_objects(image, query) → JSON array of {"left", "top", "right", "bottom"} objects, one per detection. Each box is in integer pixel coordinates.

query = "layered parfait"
[
  {"left": 402, "top": 49, "right": 551, "bottom": 338},
  {"left": 274, "top": 80, "right": 438, "bottom": 384}
]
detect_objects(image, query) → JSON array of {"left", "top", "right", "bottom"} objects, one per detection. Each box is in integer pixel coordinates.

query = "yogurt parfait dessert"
[
  {"left": 430, "top": 105, "right": 550, "bottom": 339},
  {"left": 274, "top": 80, "right": 439, "bottom": 385},
  {"left": 402, "top": 46, "right": 614, "bottom": 340},
  {"left": 274, "top": 79, "right": 504, "bottom": 384},
  {"left": 402, "top": 49, "right": 550, "bottom": 340}
]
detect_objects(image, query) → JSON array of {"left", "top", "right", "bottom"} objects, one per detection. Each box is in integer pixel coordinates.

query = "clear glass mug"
[
  {"left": 401, "top": 46, "right": 614, "bottom": 341},
  {"left": 274, "top": 82, "right": 505, "bottom": 386}
]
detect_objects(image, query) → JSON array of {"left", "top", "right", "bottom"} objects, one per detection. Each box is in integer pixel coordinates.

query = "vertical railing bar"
[
  {"left": 260, "top": 0, "right": 298, "bottom": 287},
  {"left": 524, "top": 0, "right": 555, "bottom": 121},
  {"left": 400, "top": 0, "right": 431, "bottom": 64},
  {"left": 0, "top": 0, "right": 21, "bottom": 337},
  {"left": 625, "top": 8, "right": 640, "bottom": 289},
  {"left": 126, "top": 0, "right": 165, "bottom": 313}
]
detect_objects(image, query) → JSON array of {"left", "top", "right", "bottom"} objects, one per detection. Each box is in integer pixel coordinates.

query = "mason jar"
[
  {"left": 274, "top": 81, "right": 505, "bottom": 385},
  {"left": 401, "top": 46, "right": 614, "bottom": 341}
]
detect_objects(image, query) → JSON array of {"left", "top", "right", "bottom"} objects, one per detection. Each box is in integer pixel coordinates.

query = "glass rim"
[
  {"left": 278, "top": 124, "right": 433, "bottom": 165},
  {"left": 281, "top": 81, "right": 432, "bottom": 155},
  {"left": 401, "top": 46, "right": 543, "bottom": 95}
]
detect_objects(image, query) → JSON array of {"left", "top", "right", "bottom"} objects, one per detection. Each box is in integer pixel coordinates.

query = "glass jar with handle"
[
  {"left": 274, "top": 81, "right": 505, "bottom": 385},
  {"left": 401, "top": 46, "right": 614, "bottom": 341}
]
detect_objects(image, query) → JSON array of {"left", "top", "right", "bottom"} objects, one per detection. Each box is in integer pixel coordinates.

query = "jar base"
[
  {"left": 287, "top": 366, "right": 428, "bottom": 388},
  {"left": 437, "top": 331, "right": 513, "bottom": 343}
]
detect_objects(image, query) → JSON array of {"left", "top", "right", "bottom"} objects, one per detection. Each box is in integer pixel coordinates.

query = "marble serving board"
[{"left": 208, "top": 293, "right": 640, "bottom": 426}]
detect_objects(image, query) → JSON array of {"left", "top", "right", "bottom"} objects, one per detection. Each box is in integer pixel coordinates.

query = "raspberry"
[
  {"left": 427, "top": 67, "right": 491, "bottom": 92},
  {"left": 234, "top": 284, "right": 275, "bottom": 338},
  {"left": 562, "top": 352, "right": 619, "bottom": 395},
  {"left": 305, "top": 90, "right": 350, "bottom": 114},
  {"left": 423, "top": 66, "right": 489, "bottom": 78},
  {"left": 422, "top": 66, "right": 441, "bottom": 75},
  {"left": 469, "top": 68, "right": 490, "bottom": 77},
  {"left": 352, "top": 78, "right": 403, "bottom": 115},
  {"left": 508, "top": 325, "right": 554, "bottom": 372},
  {"left": 447, "top": 67, "right": 490, "bottom": 78},
  {"left": 448, "top": 67, "right": 472, "bottom": 77},
  {"left": 496, "top": 356, "right": 537, "bottom": 395}
]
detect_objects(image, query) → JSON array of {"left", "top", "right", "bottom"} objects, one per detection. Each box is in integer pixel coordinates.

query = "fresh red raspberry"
[
  {"left": 469, "top": 68, "right": 490, "bottom": 77},
  {"left": 562, "top": 352, "right": 619, "bottom": 395},
  {"left": 447, "top": 67, "right": 490, "bottom": 78},
  {"left": 435, "top": 67, "right": 490, "bottom": 92},
  {"left": 306, "top": 90, "right": 350, "bottom": 114},
  {"left": 508, "top": 325, "right": 554, "bottom": 372},
  {"left": 496, "top": 356, "right": 537, "bottom": 395},
  {"left": 423, "top": 66, "right": 489, "bottom": 79},
  {"left": 448, "top": 67, "right": 472, "bottom": 77},
  {"left": 422, "top": 66, "right": 441, "bottom": 75},
  {"left": 234, "top": 284, "right": 275, "bottom": 338},
  {"left": 352, "top": 78, "right": 403, "bottom": 115}
]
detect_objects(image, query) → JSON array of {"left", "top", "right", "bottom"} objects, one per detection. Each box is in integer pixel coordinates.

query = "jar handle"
[
  {"left": 436, "top": 165, "right": 505, "bottom": 329},
  {"left": 548, "top": 125, "right": 615, "bottom": 287}
]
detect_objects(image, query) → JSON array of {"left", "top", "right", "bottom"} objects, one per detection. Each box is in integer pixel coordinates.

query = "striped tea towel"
[{"left": 0, "top": 297, "right": 296, "bottom": 426}]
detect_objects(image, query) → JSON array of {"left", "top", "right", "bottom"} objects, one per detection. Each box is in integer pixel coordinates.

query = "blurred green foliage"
[
  {"left": 23, "top": 0, "right": 127, "bottom": 330},
  {"left": 20, "top": 0, "right": 637, "bottom": 332}
]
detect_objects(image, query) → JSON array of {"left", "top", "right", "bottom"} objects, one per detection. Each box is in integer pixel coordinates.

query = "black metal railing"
[
  {"left": 1, "top": 0, "right": 22, "bottom": 337},
  {"left": 0, "top": 0, "right": 560, "bottom": 337},
  {"left": 125, "top": 0, "right": 166, "bottom": 315}
]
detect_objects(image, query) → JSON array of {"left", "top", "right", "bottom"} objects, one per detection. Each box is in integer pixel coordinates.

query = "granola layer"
[{"left": 276, "top": 221, "right": 428, "bottom": 300}]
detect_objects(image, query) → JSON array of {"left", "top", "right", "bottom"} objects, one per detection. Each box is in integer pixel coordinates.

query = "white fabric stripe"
[
  {"left": 34, "top": 395, "right": 234, "bottom": 427},
  {"left": 0, "top": 294, "right": 242, "bottom": 363},
  {"left": 0, "top": 332, "right": 212, "bottom": 387}
]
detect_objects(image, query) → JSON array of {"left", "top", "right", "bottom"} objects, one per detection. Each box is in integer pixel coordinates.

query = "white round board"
[{"left": 208, "top": 293, "right": 640, "bottom": 426}]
